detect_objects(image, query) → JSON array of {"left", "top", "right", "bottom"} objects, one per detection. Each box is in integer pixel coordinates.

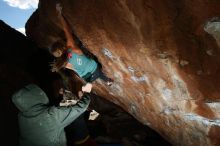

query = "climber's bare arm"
[
  {"left": 65, "top": 62, "right": 73, "bottom": 70},
  {"left": 56, "top": 3, "right": 83, "bottom": 55},
  {"left": 59, "top": 16, "right": 83, "bottom": 54}
]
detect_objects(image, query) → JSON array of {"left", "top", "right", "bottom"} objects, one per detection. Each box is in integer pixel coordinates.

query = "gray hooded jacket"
[{"left": 12, "top": 84, "right": 90, "bottom": 146}]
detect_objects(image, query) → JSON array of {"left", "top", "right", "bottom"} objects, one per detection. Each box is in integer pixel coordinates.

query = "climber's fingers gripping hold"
[
  {"left": 51, "top": 67, "right": 58, "bottom": 72},
  {"left": 49, "top": 62, "right": 58, "bottom": 72},
  {"left": 56, "top": 3, "right": 62, "bottom": 16}
]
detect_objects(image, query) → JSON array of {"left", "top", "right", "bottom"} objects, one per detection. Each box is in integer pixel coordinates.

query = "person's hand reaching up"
[
  {"left": 56, "top": 3, "right": 62, "bottom": 16},
  {"left": 82, "top": 83, "right": 93, "bottom": 93}
]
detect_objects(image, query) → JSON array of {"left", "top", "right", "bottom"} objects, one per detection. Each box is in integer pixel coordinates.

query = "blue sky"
[{"left": 0, "top": 0, "right": 38, "bottom": 34}]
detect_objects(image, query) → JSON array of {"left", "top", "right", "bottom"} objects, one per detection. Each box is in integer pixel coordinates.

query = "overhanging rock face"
[{"left": 26, "top": 0, "right": 220, "bottom": 145}]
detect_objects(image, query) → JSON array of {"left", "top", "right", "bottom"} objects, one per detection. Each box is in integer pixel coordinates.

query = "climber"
[
  {"left": 11, "top": 83, "right": 94, "bottom": 146},
  {"left": 50, "top": 3, "right": 113, "bottom": 86}
]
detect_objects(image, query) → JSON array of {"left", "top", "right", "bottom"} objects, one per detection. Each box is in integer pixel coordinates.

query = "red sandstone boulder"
[{"left": 26, "top": 0, "right": 220, "bottom": 145}]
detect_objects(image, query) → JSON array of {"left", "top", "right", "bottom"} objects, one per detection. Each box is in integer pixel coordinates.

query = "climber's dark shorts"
[{"left": 83, "top": 66, "right": 109, "bottom": 83}]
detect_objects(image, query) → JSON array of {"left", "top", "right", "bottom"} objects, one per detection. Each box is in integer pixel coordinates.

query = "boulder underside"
[{"left": 26, "top": 0, "right": 220, "bottom": 145}]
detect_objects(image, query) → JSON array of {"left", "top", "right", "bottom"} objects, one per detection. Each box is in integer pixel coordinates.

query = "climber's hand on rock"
[
  {"left": 51, "top": 67, "right": 58, "bottom": 72},
  {"left": 50, "top": 62, "right": 58, "bottom": 72},
  {"left": 56, "top": 3, "right": 62, "bottom": 16},
  {"left": 82, "top": 83, "right": 93, "bottom": 93}
]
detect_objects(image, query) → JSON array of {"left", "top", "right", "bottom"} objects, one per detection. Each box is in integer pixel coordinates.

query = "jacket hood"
[{"left": 12, "top": 84, "right": 49, "bottom": 116}]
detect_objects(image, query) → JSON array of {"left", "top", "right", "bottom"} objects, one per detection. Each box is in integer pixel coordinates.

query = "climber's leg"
[{"left": 89, "top": 66, "right": 113, "bottom": 85}]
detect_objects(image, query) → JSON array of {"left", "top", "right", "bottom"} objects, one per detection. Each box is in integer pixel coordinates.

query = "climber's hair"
[
  {"left": 50, "top": 40, "right": 69, "bottom": 72},
  {"left": 50, "top": 40, "right": 67, "bottom": 53},
  {"left": 49, "top": 35, "right": 98, "bottom": 72}
]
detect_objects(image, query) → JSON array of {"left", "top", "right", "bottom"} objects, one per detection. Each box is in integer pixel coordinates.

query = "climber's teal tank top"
[{"left": 68, "top": 51, "right": 98, "bottom": 78}]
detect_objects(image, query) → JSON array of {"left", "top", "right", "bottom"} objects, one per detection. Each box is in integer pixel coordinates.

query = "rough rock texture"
[
  {"left": 88, "top": 95, "right": 172, "bottom": 146},
  {"left": 26, "top": 0, "right": 220, "bottom": 146}
]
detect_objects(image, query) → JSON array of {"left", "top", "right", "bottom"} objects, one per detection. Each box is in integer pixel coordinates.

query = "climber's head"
[{"left": 50, "top": 40, "right": 67, "bottom": 58}]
